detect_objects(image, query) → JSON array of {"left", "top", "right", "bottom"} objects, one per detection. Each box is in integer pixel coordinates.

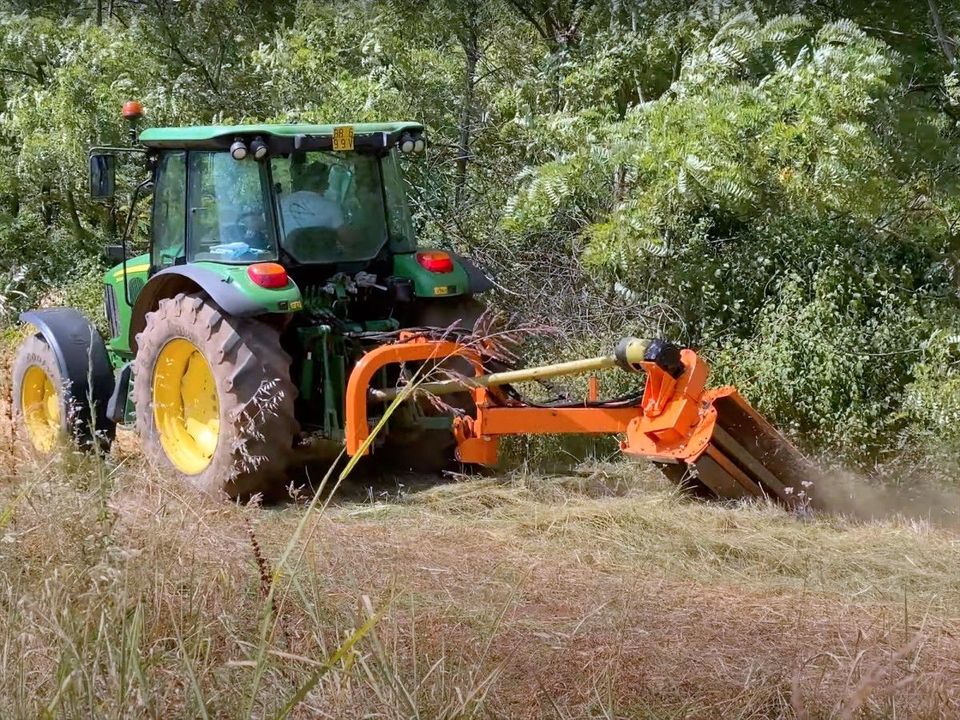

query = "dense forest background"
[{"left": 0, "top": 0, "right": 959, "bottom": 476}]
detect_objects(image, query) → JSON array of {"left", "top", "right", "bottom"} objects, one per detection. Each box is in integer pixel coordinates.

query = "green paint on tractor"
[{"left": 139, "top": 122, "right": 425, "bottom": 147}]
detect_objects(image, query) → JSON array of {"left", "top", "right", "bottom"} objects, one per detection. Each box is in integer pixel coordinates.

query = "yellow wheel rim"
[
  {"left": 152, "top": 338, "right": 220, "bottom": 475},
  {"left": 20, "top": 365, "right": 62, "bottom": 452}
]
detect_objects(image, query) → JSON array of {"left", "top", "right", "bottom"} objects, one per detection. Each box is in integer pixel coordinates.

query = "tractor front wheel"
[
  {"left": 133, "top": 293, "right": 299, "bottom": 499},
  {"left": 12, "top": 335, "right": 68, "bottom": 453}
]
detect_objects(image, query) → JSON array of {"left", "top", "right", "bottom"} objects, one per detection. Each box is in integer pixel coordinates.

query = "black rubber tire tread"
[
  {"left": 133, "top": 292, "right": 299, "bottom": 499},
  {"left": 12, "top": 334, "right": 70, "bottom": 452}
]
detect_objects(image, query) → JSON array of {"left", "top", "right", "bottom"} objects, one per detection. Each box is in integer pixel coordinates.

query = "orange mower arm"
[{"left": 344, "top": 335, "right": 821, "bottom": 510}]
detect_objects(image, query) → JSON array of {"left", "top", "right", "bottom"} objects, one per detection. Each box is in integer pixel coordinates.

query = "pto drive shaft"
[{"left": 368, "top": 337, "right": 684, "bottom": 402}]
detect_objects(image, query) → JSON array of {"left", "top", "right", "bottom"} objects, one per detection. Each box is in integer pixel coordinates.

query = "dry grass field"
[{"left": 1, "top": 423, "right": 958, "bottom": 719}]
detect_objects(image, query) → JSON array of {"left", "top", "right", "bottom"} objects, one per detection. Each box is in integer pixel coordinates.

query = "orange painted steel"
[
  {"left": 453, "top": 388, "right": 641, "bottom": 465},
  {"left": 587, "top": 375, "right": 599, "bottom": 402},
  {"left": 620, "top": 349, "right": 721, "bottom": 463},
  {"left": 344, "top": 334, "right": 483, "bottom": 456},
  {"left": 342, "top": 335, "right": 818, "bottom": 509},
  {"left": 344, "top": 336, "right": 718, "bottom": 464}
]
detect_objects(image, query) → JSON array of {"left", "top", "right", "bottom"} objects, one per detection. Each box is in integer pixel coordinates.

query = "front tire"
[
  {"left": 133, "top": 293, "right": 299, "bottom": 499},
  {"left": 12, "top": 335, "right": 68, "bottom": 453}
]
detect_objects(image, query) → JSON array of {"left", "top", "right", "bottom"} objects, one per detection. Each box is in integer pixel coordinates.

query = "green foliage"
[
  {"left": 0, "top": 1, "right": 958, "bottom": 470},
  {"left": 713, "top": 219, "right": 952, "bottom": 459},
  {"left": 504, "top": 11, "right": 960, "bottom": 465},
  {"left": 0, "top": 211, "right": 103, "bottom": 323}
]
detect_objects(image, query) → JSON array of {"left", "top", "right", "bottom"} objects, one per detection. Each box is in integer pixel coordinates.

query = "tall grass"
[
  {"left": 0, "top": 442, "right": 510, "bottom": 719},
  {"left": 3, "top": 449, "right": 960, "bottom": 717},
  {"left": 1, "top": 330, "right": 958, "bottom": 718}
]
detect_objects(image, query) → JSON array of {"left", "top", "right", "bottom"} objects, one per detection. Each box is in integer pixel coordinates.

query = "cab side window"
[
  {"left": 187, "top": 151, "right": 274, "bottom": 262},
  {"left": 151, "top": 151, "right": 187, "bottom": 269}
]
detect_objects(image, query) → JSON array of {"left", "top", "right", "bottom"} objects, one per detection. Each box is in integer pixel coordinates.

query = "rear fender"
[
  {"left": 453, "top": 254, "right": 494, "bottom": 294},
  {"left": 128, "top": 265, "right": 300, "bottom": 353},
  {"left": 19, "top": 308, "right": 116, "bottom": 444}
]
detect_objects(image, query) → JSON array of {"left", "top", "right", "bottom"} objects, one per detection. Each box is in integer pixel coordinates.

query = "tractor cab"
[
  {"left": 138, "top": 123, "right": 423, "bottom": 274},
  {"left": 90, "top": 120, "right": 485, "bottom": 361}
]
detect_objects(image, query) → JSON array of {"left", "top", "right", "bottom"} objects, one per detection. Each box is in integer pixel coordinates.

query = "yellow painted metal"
[
  {"left": 370, "top": 341, "right": 649, "bottom": 403},
  {"left": 332, "top": 125, "right": 355, "bottom": 151},
  {"left": 111, "top": 262, "right": 150, "bottom": 279},
  {"left": 152, "top": 338, "right": 220, "bottom": 474},
  {"left": 20, "top": 365, "right": 61, "bottom": 451}
]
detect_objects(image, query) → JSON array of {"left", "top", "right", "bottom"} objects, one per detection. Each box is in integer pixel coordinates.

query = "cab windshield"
[{"left": 271, "top": 151, "right": 393, "bottom": 264}]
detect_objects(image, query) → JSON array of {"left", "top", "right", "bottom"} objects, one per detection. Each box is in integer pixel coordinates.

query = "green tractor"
[{"left": 12, "top": 109, "right": 491, "bottom": 497}]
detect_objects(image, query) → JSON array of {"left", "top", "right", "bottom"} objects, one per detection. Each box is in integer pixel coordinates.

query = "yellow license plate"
[
  {"left": 433, "top": 286, "right": 451, "bottom": 296},
  {"left": 332, "top": 126, "right": 354, "bottom": 152}
]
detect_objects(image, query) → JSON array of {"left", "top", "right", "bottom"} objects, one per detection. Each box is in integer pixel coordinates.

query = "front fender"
[{"left": 20, "top": 308, "right": 116, "bottom": 443}]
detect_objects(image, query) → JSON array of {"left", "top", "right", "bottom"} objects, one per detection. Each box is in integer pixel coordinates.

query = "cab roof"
[{"left": 138, "top": 121, "right": 424, "bottom": 149}]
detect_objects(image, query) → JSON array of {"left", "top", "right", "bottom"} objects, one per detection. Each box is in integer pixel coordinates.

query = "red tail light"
[
  {"left": 416, "top": 251, "right": 454, "bottom": 274},
  {"left": 247, "top": 262, "right": 288, "bottom": 289}
]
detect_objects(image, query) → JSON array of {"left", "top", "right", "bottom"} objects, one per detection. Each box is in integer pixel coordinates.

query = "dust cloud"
[{"left": 814, "top": 469, "right": 960, "bottom": 528}]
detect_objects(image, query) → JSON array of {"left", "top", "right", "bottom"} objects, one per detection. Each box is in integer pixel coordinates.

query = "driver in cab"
[{"left": 279, "top": 153, "right": 349, "bottom": 259}]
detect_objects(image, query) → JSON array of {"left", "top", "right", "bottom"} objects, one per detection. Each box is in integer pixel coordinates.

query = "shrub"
[{"left": 504, "top": 14, "right": 960, "bottom": 467}]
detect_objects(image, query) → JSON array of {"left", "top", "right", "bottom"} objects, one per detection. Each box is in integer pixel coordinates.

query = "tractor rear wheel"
[{"left": 133, "top": 293, "right": 299, "bottom": 499}]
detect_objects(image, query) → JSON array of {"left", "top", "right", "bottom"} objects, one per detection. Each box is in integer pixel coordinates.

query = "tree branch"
[
  {"left": 928, "top": 0, "right": 957, "bottom": 70},
  {"left": 0, "top": 67, "right": 43, "bottom": 82},
  {"left": 504, "top": 0, "right": 550, "bottom": 45}
]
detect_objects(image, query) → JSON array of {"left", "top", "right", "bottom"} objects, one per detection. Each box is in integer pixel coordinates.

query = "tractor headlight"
[
  {"left": 250, "top": 136, "right": 268, "bottom": 160},
  {"left": 399, "top": 134, "right": 415, "bottom": 153},
  {"left": 413, "top": 137, "right": 426, "bottom": 153},
  {"left": 230, "top": 138, "right": 248, "bottom": 160}
]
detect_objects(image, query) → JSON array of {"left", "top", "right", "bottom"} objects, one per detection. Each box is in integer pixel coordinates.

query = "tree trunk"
[
  {"left": 455, "top": 17, "right": 480, "bottom": 208},
  {"left": 63, "top": 186, "right": 86, "bottom": 240},
  {"left": 928, "top": 0, "right": 957, "bottom": 70},
  {"left": 41, "top": 182, "right": 53, "bottom": 235}
]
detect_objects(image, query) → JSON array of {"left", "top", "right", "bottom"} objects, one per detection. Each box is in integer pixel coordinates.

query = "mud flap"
[{"left": 684, "top": 391, "right": 821, "bottom": 510}]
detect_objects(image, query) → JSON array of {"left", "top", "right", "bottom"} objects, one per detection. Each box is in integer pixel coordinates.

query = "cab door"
[{"left": 150, "top": 150, "right": 187, "bottom": 273}]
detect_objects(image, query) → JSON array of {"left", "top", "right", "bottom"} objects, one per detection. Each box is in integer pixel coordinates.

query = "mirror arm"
[{"left": 119, "top": 177, "right": 153, "bottom": 306}]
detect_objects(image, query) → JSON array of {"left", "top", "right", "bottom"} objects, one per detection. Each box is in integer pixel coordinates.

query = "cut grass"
[{"left": 1, "top": 443, "right": 958, "bottom": 719}]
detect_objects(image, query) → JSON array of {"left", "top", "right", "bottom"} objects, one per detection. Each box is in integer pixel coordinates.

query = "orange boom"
[{"left": 345, "top": 334, "right": 821, "bottom": 510}]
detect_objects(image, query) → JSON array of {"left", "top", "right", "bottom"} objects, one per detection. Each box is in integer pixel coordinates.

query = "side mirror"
[
  {"left": 89, "top": 153, "right": 116, "bottom": 200},
  {"left": 104, "top": 244, "right": 126, "bottom": 264}
]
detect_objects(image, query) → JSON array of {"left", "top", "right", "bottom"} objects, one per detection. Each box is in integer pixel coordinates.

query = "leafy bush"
[
  {"left": 504, "top": 14, "right": 960, "bottom": 465},
  {"left": 0, "top": 211, "right": 106, "bottom": 322}
]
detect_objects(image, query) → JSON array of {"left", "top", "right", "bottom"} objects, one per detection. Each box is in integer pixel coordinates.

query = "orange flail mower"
[{"left": 345, "top": 334, "right": 821, "bottom": 510}]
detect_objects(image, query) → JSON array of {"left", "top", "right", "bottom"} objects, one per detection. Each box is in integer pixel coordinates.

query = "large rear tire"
[{"left": 133, "top": 293, "right": 299, "bottom": 499}]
